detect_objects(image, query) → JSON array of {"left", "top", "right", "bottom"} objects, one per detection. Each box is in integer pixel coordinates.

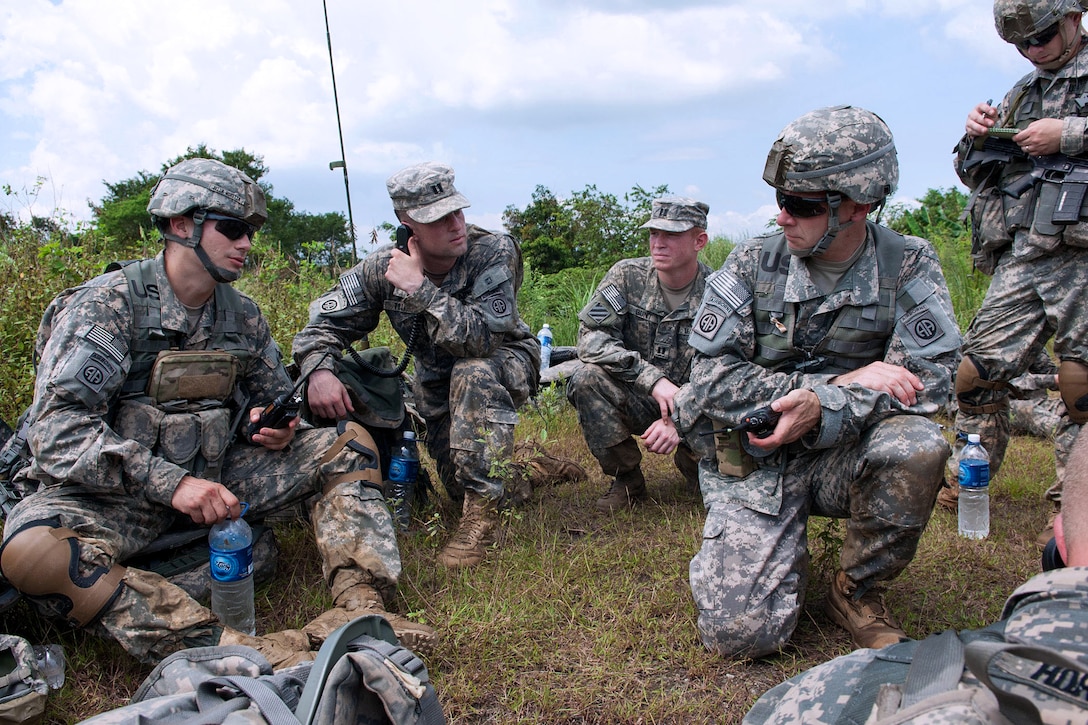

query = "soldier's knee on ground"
[
  {"left": 955, "top": 355, "right": 1008, "bottom": 414},
  {"left": 1059, "top": 359, "right": 1088, "bottom": 424},
  {"left": 0, "top": 522, "right": 125, "bottom": 627},
  {"left": 697, "top": 607, "right": 793, "bottom": 659}
]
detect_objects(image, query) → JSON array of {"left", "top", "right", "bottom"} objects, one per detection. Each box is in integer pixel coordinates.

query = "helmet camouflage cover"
[
  {"left": 147, "top": 158, "right": 267, "bottom": 227},
  {"left": 762, "top": 105, "right": 899, "bottom": 205},
  {"left": 993, "top": 0, "right": 1083, "bottom": 43}
]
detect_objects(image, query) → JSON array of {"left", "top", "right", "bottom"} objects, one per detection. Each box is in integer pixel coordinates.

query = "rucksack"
[
  {"left": 77, "top": 615, "right": 444, "bottom": 725},
  {"left": 0, "top": 635, "right": 48, "bottom": 725}
]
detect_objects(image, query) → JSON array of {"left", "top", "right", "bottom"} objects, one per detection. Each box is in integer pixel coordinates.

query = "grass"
[{"left": 7, "top": 403, "right": 1051, "bottom": 724}]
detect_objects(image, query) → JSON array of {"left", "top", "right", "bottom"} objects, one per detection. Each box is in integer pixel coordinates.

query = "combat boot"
[
  {"left": 437, "top": 491, "right": 499, "bottom": 568},
  {"left": 526, "top": 452, "right": 586, "bottom": 487},
  {"left": 1036, "top": 508, "right": 1060, "bottom": 547},
  {"left": 218, "top": 627, "right": 315, "bottom": 669},
  {"left": 596, "top": 469, "right": 647, "bottom": 512},
  {"left": 302, "top": 583, "right": 437, "bottom": 656},
  {"left": 935, "top": 478, "right": 958, "bottom": 512},
  {"left": 825, "top": 570, "right": 906, "bottom": 650}
]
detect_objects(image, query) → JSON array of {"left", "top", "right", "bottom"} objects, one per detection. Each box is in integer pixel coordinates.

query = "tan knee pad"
[
  {"left": 0, "top": 524, "right": 125, "bottom": 627},
  {"left": 319, "top": 420, "right": 383, "bottom": 494},
  {"left": 955, "top": 356, "right": 1007, "bottom": 415},
  {"left": 1059, "top": 359, "right": 1088, "bottom": 424}
]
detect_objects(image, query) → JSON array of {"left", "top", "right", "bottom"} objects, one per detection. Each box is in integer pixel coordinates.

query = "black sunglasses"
[
  {"left": 1017, "top": 22, "right": 1061, "bottom": 50},
  {"left": 204, "top": 212, "right": 258, "bottom": 241},
  {"left": 776, "top": 191, "right": 828, "bottom": 218}
]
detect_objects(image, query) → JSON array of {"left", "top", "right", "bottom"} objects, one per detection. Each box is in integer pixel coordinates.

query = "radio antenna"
[{"left": 323, "top": 0, "right": 358, "bottom": 266}]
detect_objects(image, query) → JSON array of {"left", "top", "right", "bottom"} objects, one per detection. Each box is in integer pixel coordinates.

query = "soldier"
[
  {"left": 566, "top": 196, "right": 711, "bottom": 511},
  {"left": 743, "top": 424, "right": 1088, "bottom": 724},
  {"left": 0, "top": 158, "right": 435, "bottom": 665},
  {"left": 952, "top": 0, "right": 1088, "bottom": 545},
  {"left": 294, "top": 162, "right": 538, "bottom": 568},
  {"left": 674, "top": 106, "right": 961, "bottom": 655}
]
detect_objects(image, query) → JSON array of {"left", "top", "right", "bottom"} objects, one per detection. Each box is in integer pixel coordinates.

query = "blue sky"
[{"left": 1, "top": 0, "right": 1030, "bottom": 249}]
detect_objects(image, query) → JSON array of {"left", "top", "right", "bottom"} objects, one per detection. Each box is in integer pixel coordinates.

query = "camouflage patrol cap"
[
  {"left": 994, "top": 0, "right": 1083, "bottom": 44},
  {"left": 147, "top": 158, "right": 267, "bottom": 227},
  {"left": 640, "top": 196, "right": 710, "bottom": 232},
  {"left": 386, "top": 162, "right": 471, "bottom": 224},
  {"left": 762, "top": 105, "right": 898, "bottom": 205}
]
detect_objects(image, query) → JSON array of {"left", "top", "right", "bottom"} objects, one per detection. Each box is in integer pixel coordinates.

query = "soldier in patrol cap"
[
  {"left": 294, "top": 162, "right": 538, "bottom": 568},
  {"left": 566, "top": 195, "right": 712, "bottom": 511},
  {"left": 952, "top": 0, "right": 1088, "bottom": 545},
  {"left": 0, "top": 157, "right": 435, "bottom": 666},
  {"left": 743, "top": 424, "right": 1088, "bottom": 723},
  {"left": 674, "top": 106, "right": 961, "bottom": 655}
]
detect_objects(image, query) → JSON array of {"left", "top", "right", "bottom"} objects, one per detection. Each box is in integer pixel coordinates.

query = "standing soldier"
[
  {"left": 294, "top": 162, "right": 539, "bottom": 568},
  {"left": 675, "top": 106, "right": 960, "bottom": 655},
  {"left": 567, "top": 196, "right": 711, "bottom": 511},
  {"left": 951, "top": 0, "right": 1088, "bottom": 545},
  {"left": 0, "top": 158, "right": 435, "bottom": 665}
]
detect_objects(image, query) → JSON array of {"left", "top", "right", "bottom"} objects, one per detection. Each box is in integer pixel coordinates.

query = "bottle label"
[
  {"left": 388, "top": 456, "right": 419, "bottom": 483},
  {"left": 210, "top": 547, "right": 253, "bottom": 582},
  {"left": 959, "top": 459, "right": 990, "bottom": 488}
]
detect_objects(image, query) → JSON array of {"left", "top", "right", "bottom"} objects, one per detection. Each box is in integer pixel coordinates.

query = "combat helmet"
[
  {"left": 763, "top": 105, "right": 897, "bottom": 256},
  {"left": 147, "top": 158, "right": 266, "bottom": 282},
  {"left": 993, "top": 0, "right": 1083, "bottom": 45}
]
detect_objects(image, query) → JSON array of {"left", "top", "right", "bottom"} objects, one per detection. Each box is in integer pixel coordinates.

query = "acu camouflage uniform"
[
  {"left": 674, "top": 223, "right": 961, "bottom": 657},
  {"left": 744, "top": 567, "right": 1088, "bottom": 724},
  {"left": 567, "top": 256, "right": 711, "bottom": 482},
  {"left": 2, "top": 254, "right": 400, "bottom": 663},
  {"left": 293, "top": 225, "right": 538, "bottom": 503},
  {"left": 953, "top": 22, "right": 1088, "bottom": 506}
]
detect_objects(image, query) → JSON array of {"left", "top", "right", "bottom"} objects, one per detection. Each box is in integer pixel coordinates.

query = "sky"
[{"left": 1, "top": 0, "right": 1032, "bottom": 250}]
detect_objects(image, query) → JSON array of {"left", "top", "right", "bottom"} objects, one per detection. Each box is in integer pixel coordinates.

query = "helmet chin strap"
[
  {"left": 162, "top": 209, "right": 240, "bottom": 283},
  {"left": 790, "top": 193, "right": 853, "bottom": 259}
]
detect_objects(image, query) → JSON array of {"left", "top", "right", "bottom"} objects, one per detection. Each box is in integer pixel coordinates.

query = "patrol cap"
[
  {"left": 386, "top": 162, "right": 471, "bottom": 224},
  {"left": 640, "top": 196, "right": 710, "bottom": 232}
]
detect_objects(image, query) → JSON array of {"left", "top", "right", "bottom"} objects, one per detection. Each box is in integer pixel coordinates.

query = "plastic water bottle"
[
  {"left": 537, "top": 323, "right": 553, "bottom": 374},
  {"left": 958, "top": 434, "right": 990, "bottom": 540},
  {"left": 388, "top": 431, "right": 420, "bottom": 532},
  {"left": 209, "top": 504, "right": 255, "bottom": 635}
]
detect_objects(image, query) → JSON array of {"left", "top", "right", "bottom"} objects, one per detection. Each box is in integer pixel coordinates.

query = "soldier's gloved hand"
[
  {"left": 306, "top": 368, "right": 355, "bottom": 420},
  {"left": 171, "top": 476, "right": 241, "bottom": 525}
]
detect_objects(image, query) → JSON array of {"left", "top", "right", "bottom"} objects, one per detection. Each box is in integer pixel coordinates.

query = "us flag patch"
[
  {"left": 341, "top": 272, "right": 363, "bottom": 307},
  {"left": 600, "top": 284, "right": 626, "bottom": 312},
  {"left": 708, "top": 270, "right": 751, "bottom": 311},
  {"left": 84, "top": 325, "right": 126, "bottom": 363}
]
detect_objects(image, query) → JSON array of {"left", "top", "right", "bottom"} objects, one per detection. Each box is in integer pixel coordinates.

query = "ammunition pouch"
[
  {"left": 714, "top": 429, "right": 756, "bottom": 479},
  {"left": 116, "top": 400, "right": 232, "bottom": 481},
  {"left": 1058, "top": 359, "right": 1088, "bottom": 424},
  {"left": 146, "top": 351, "right": 238, "bottom": 404},
  {"left": 955, "top": 356, "right": 1008, "bottom": 415},
  {"left": 0, "top": 522, "right": 126, "bottom": 628},
  {"left": 966, "top": 183, "right": 1014, "bottom": 275}
]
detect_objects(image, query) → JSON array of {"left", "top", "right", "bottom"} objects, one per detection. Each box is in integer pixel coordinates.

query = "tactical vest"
[{"left": 751, "top": 225, "right": 907, "bottom": 375}]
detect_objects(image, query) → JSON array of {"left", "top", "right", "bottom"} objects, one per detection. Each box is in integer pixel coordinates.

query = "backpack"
[
  {"left": 0, "top": 635, "right": 48, "bottom": 725},
  {"left": 77, "top": 615, "right": 444, "bottom": 725}
]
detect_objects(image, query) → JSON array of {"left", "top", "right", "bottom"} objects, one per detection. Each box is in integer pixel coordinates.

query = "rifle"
[{"left": 700, "top": 405, "right": 782, "bottom": 440}]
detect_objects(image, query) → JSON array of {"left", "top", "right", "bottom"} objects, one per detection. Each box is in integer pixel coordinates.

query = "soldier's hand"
[
  {"left": 1013, "top": 119, "right": 1062, "bottom": 156},
  {"left": 385, "top": 236, "right": 424, "bottom": 294},
  {"left": 650, "top": 377, "right": 681, "bottom": 420},
  {"left": 171, "top": 476, "right": 241, "bottom": 525},
  {"left": 746, "top": 389, "right": 821, "bottom": 451},
  {"left": 830, "top": 361, "right": 922, "bottom": 406},
  {"left": 966, "top": 101, "right": 997, "bottom": 138},
  {"left": 641, "top": 417, "right": 680, "bottom": 455},
  {"left": 307, "top": 369, "right": 354, "bottom": 420},
  {"left": 248, "top": 407, "right": 298, "bottom": 451}
]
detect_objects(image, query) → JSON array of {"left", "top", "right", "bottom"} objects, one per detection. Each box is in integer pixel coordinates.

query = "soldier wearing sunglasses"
[
  {"left": 674, "top": 106, "right": 960, "bottom": 655},
  {"left": 952, "top": 0, "right": 1088, "bottom": 546},
  {"left": 0, "top": 158, "right": 436, "bottom": 667}
]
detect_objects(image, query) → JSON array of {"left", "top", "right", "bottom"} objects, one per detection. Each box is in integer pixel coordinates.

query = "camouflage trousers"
[
  {"left": 3, "top": 426, "right": 400, "bottom": 663},
  {"left": 565, "top": 362, "right": 696, "bottom": 479},
  {"left": 415, "top": 347, "right": 535, "bottom": 502},
  {"left": 690, "top": 415, "right": 947, "bottom": 658},
  {"left": 955, "top": 246, "right": 1088, "bottom": 505}
]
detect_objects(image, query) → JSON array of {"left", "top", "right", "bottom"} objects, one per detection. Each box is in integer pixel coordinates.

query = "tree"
[{"left": 504, "top": 183, "right": 668, "bottom": 273}]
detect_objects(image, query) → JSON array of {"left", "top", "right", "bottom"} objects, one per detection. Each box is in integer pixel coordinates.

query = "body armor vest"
[{"left": 751, "top": 224, "right": 908, "bottom": 375}]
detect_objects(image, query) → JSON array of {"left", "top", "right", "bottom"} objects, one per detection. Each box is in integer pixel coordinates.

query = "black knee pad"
[{"left": 0, "top": 521, "right": 125, "bottom": 627}]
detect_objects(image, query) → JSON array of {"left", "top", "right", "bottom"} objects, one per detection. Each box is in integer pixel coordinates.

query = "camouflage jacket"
[
  {"left": 293, "top": 225, "right": 537, "bottom": 386},
  {"left": 675, "top": 223, "right": 961, "bottom": 453},
  {"left": 744, "top": 567, "right": 1088, "bottom": 724},
  {"left": 23, "top": 253, "right": 290, "bottom": 506},
  {"left": 577, "top": 257, "right": 711, "bottom": 396}
]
